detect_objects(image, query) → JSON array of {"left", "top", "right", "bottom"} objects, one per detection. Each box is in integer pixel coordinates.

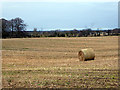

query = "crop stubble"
[{"left": 2, "top": 36, "right": 119, "bottom": 88}]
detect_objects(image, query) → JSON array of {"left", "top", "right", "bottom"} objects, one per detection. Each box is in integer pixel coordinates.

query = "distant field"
[{"left": 2, "top": 36, "right": 119, "bottom": 88}]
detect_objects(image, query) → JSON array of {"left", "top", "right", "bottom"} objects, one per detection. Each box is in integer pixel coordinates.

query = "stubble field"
[{"left": 2, "top": 36, "right": 119, "bottom": 88}]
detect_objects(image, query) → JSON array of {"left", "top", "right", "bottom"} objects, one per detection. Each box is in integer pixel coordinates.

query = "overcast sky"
[{"left": 1, "top": 1, "right": 118, "bottom": 30}]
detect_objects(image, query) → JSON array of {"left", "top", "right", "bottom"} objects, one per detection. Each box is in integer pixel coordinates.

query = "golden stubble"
[{"left": 2, "top": 36, "right": 119, "bottom": 88}]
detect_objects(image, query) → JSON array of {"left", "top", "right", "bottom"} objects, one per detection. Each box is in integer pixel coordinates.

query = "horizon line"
[{"left": 26, "top": 27, "right": 118, "bottom": 31}]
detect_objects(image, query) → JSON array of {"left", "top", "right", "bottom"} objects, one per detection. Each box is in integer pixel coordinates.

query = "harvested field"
[{"left": 2, "top": 36, "right": 119, "bottom": 88}]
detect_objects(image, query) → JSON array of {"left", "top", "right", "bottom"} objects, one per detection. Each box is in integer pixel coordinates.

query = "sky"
[{"left": 1, "top": 0, "right": 118, "bottom": 31}]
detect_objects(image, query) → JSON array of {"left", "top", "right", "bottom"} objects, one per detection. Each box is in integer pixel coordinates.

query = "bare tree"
[
  {"left": 10, "top": 17, "right": 27, "bottom": 37},
  {"left": 33, "top": 28, "right": 38, "bottom": 37},
  {"left": 11, "top": 17, "right": 27, "bottom": 31},
  {"left": 1, "top": 18, "right": 11, "bottom": 38}
]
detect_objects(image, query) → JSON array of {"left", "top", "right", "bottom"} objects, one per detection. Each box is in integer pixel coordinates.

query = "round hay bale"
[{"left": 78, "top": 48, "right": 95, "bottom": 61}]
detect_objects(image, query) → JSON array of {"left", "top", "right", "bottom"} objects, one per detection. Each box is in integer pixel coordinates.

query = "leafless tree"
[{"left": 10, "top": 17, "right": 27, "bottom": 37}]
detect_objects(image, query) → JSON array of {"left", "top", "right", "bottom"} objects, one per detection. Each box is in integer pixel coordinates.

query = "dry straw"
[{"left": 78, "top": 48, "right": 95, "bottom": 61}]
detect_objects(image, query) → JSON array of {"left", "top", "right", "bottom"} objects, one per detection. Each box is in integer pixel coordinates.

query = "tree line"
[
  {"left": 1, "top": 17, "right": 120, "bottom": 38},
  {"left": 30, "top": 28, "right": 120, "bottom": 37},
  {"left": 1, "top": 17, "right": 28, "bottom": 38}
]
